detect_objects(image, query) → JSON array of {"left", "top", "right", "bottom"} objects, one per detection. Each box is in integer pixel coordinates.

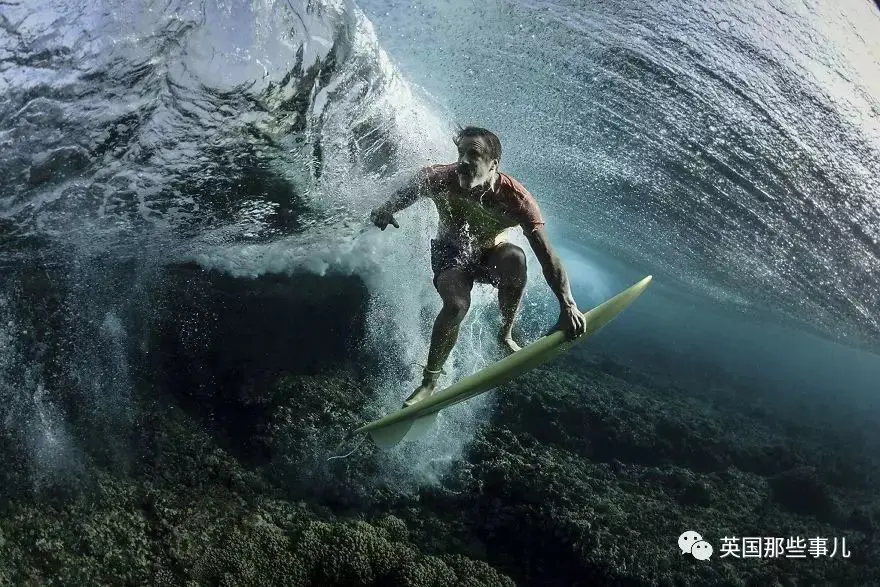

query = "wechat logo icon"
[{"left": 678, "top": 530, "right": 713, "bottom": 560}]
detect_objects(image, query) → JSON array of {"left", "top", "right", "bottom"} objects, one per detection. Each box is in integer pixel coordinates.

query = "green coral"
[
  {"left": 291, "top": 520, "right": 511, "bottom": 586},
  {"left": 0, "top": 477, "right": 165, "bottom": 585},
  {"left": 0, "top": 392, "right": 514, "bottom": 586},
  {"left": 3, "top": 344, "right": 877, "bottom": 586}
]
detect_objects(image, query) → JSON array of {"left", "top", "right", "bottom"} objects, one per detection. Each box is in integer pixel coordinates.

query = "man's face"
[{"left": 456, "top": 135, "right": 498, "bottom": 190}]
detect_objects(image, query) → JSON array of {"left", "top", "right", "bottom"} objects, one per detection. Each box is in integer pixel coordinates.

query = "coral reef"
[{"left": 1, "top": 269, "right": 878, "bottom": 585}]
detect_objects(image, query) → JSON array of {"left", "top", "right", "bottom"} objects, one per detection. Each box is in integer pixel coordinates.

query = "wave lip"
[{"left": 0, "top": 0, "right": 447, "bottom": 254}]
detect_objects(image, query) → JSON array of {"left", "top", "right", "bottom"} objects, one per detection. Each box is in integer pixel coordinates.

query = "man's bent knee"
[
  {"left": 492, "top": 244, "right": 527, "bottom": 286},
  {"left": 441, "top": 295, "right": 471, "bottom": 323},
  {"left": 434, "top": 269, "right": 473, "bottom": 323},
  {"left": 435, "top": 268, "right": 473, "bottom": 296}
]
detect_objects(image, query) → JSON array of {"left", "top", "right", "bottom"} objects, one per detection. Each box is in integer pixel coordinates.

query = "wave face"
[
  {"left": 0, "top": 0, "right": 878, "bottom": 489},
  {"left": 0, "top": 0, "right": 463, "bottom": 487},
  {"left": 0, "top": 0, "right": 448, "bottom": 252},
  {"left": 359, "top": 0, "right": 880, "bottom": 350},
  {"left": 2, "top": 0, "right": 878, "bottom": 347}
]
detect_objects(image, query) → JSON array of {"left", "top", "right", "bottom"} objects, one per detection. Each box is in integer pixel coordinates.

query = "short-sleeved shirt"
[{"left": 420, "top": 163, "right": 545, "bottom": 250}]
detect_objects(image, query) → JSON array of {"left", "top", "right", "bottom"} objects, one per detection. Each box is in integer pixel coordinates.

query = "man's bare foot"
[
  {"left": 403, "top": 368, "right": 442, "bottom": 407},
  {"left": 403, "top": 380, "right": 437, "bottom": 407},
  {"left": 498, "top": 332, "right": 522, "bottom": 354}
]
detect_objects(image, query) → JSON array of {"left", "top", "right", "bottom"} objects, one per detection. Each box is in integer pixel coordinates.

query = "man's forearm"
[
  {"left": 527, "top": 227, "right": 577, "bottom": 309},
  {"left": 379, "top": 192, "right": 411, "bottom": 214},
  {"left": 542, "top": 254, "right": 577, "bottom": 309},
  {"left": 378, "top": 176, "right": 422, "bottom": 214}
]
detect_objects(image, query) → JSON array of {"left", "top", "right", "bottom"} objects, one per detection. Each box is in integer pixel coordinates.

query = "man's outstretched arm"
[
  {"left": 525, "top": 226, "right": 588, "bottom": 337},
  {"left": 370, "top": 171, "right": 427, "bottom": 230}
]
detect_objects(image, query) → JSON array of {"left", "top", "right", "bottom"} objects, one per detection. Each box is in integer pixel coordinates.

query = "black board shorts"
[{"left": 430, "top": 238, "right": 501, "bottom": 288}]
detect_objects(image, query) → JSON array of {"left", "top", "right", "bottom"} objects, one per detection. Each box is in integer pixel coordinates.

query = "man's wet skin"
[
  {"left": 443, "top": 136, "right": 527, "bottom": 350},
  {"left": 369, "top": 127, "right": 588, "bottom": 406}
]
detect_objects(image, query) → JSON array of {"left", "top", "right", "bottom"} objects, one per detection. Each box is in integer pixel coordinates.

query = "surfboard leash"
[
  {"left": 327, "top": 432, "right": 367, "bottom": 461},
  {"left": 410, "top": 362, "right": 446, "bottom": 376}
]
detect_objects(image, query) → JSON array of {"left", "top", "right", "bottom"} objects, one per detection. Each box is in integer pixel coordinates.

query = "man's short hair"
[{"left": 453, "top": 126, "right": 502, "bottom": 162}]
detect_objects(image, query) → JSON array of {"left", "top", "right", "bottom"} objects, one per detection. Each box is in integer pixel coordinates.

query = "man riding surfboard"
[{"left": 370, "top": 126, "right": 588, "bottom": 406}]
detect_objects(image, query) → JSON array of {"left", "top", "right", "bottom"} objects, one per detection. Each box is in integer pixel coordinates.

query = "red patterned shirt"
[{"left": 421, "top": 163, "right": 545, "bottom": 249}]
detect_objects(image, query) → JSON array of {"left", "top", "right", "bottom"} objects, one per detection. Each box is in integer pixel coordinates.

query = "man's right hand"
[{"left": 370, "top": 207, "right": 400, "bottom": 230}]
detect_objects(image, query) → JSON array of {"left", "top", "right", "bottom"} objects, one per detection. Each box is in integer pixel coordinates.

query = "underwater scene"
[{"left": 1, "top": 0, "right": 879, "bottom": 584}]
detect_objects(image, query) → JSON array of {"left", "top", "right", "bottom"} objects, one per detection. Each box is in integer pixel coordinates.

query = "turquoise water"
[{"left": 357, "top": 0, "right": 880, "bottom": 400}]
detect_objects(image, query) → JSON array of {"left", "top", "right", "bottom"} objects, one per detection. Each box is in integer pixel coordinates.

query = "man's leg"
[
  {"left": 484, "top": 243, "right": 527, "bottom": 353},
  {"left": 427, "top": 268, "right": 475, "bottom": 370},
  {"left": 405, "top": 268, "right": 474, "bottom": 405}
]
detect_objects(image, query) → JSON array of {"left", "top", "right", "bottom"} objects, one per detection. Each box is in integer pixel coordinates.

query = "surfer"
[{"left": 370, "top": 126, "right": 587, "bottom": 406}]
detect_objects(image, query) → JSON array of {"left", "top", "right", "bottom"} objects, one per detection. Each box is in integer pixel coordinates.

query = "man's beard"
[{"left": 458, "top": 169, "right": 487, "bottom": 190}]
